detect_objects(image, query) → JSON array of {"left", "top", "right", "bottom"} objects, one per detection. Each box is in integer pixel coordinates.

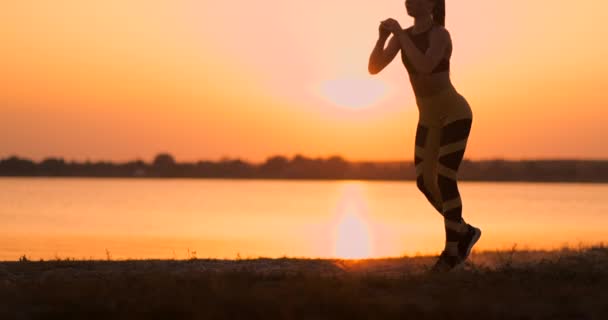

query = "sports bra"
[{"left": 401, "top": 25, "right": 451, "bottom": 74}]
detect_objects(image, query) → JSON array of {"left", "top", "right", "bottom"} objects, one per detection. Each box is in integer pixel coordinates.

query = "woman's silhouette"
[{"left": 368, "top": 0, "right": 481, "bottom": 272}]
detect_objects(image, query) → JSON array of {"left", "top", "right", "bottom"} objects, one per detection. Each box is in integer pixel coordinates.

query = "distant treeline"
[{"left": 1, "top": 153, "right": 608, "bottom": 183}]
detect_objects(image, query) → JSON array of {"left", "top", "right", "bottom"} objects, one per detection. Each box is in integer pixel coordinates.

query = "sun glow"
[
  {"left": 332, "top": 182, "right": 373, "bottom": 259},
  {"left": 316, "top": 76, "right": 389, "bottom": 109}
]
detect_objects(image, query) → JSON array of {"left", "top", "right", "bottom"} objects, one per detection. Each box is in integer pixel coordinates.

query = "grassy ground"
[{"left": 1, "top": 245, "right": 607, "bottom": 319}]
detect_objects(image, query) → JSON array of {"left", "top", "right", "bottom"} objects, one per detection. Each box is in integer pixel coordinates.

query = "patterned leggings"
[{"left": 413, "top": 85, "right": 473, "bottom": 256}]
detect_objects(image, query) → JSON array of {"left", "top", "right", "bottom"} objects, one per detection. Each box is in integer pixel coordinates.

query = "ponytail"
[{"left": 432, "top": 0, "right": 445, "bottom": 26}]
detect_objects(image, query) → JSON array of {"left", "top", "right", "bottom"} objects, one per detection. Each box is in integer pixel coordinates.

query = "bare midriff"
[{"left": 408, "top": 70, "right": 454, "bottom": 98}]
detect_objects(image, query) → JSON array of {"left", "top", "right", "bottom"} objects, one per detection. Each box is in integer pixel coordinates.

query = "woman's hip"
[{"left": 416, "top": 87, "right": 472, "bottom": 126}]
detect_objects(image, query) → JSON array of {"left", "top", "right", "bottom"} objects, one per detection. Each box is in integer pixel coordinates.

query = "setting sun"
[{"left": 316, "top": 76, "right": 389, "bottom": 109}]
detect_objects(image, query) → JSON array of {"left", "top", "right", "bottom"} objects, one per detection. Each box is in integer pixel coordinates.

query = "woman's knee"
[
  {"left": 417, "top": 174, "right": 440, "bottom": 198},
  {"left": 416, "top": 175, "right": 427, "bottom": 193},
  {"left": 437, "top": 174, "right": 460, "bottom": 200}
]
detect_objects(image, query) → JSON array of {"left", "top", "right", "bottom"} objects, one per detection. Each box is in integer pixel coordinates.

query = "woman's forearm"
[
  {"left": 369, "top": 36, "right": 389, "bottom": 74},
  {"left": 396, "top": 32, "right": 432, "bottom": 73}
]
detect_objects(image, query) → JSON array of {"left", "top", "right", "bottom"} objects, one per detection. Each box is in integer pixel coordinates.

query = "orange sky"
[{"left": 1, "top": 0, "right": 607, "bottom": 163}]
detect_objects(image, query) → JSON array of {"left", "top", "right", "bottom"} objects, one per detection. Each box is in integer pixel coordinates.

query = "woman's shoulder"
[
  {"left": 429, "top": 25, "right": 451, "bottom": 42},
  {"left": 431, "top": 25, "right": 450, "bottom": 36}
]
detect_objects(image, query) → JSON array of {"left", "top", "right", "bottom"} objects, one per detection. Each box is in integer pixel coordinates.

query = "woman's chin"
[{"left": 406, "top": 9, "right": 425, "bottom": 18}]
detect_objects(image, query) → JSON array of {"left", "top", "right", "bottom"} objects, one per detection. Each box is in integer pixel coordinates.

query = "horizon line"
[{"left": 3, "top": 154, "right": 608, "bottom": 164}]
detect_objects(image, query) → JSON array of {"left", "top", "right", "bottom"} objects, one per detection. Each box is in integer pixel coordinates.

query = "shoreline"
[
  {"left": 1, "top": 245, "right": 606, "bottom": 319},
  {"left": 2, "top": 244, "right": 606, "bottom": 276}
]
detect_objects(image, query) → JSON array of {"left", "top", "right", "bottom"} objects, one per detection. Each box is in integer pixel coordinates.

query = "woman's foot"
[
  {"left": 458, "top": 224, "right": 482, "bottom": 261},
  {"left": 430, "top": 251, "right": 463, "bottom": 273},
  {"left": 430, "top": 224, "right": 481, "bottom": 273}
]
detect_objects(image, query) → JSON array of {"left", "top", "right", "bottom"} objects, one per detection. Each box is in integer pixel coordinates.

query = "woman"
[{"left": 368, "top": 0, "right": 481, "bottom": 272}]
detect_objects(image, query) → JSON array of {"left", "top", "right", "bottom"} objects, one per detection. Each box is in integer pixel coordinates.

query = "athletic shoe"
[
  {"left": 430, "top": 250, "right": 463, "bottom": 273},
  {"left": 458, "top": 224, "right": 482, "bottom": 261}
]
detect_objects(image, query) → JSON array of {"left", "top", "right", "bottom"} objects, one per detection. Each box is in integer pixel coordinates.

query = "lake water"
[{"left": 1, "top": 178, "right": 606, "bottom": 261}]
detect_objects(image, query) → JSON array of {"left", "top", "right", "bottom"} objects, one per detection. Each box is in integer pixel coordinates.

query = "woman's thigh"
[
  {"left": 438, "top": 118, "right": 473, "bottom": 179},
  {"left": 414, "top": 122, "right": 441, "bottom": 178}
]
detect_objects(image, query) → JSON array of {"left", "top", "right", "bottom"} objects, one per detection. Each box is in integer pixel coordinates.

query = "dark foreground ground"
[{"left": 1, "top": 245, "right": 607, "bottom": 320}]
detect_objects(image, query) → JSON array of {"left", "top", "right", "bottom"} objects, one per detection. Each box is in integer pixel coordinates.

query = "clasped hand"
[{"left": 380, "top": 18, "right": 403, "bottom": 35}]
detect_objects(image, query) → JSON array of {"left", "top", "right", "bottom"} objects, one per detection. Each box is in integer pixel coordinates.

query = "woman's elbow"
[
  {"left": 368, "top": 62, "right": 382, "bottom": 75},
  {"left": 368, "top": 65, "right": 378, "bottom": 75}
]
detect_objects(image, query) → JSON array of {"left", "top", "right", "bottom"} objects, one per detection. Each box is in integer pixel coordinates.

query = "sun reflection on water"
[{"left": 332, "top": 182, "right": 372, "bottom": 259}]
